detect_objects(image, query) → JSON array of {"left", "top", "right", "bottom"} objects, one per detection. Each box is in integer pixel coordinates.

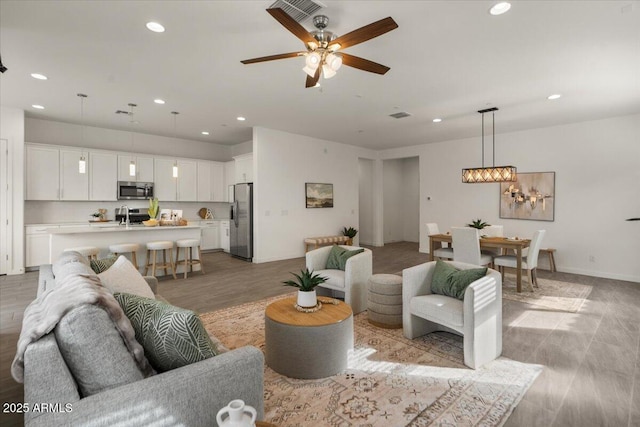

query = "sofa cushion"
[
  {"left": 326, "top": 246, "right": 365, "bottom": 271},
  {"left": 431, "top": 260, "right": 487, "bottom": 300},
  {"left": 410, "top": 294, "right": 464, "bottom": 328},
  {"left": 90, "top": 255, "right": 118, "bottom": 274},
  {"left": 98, "top": 256, "right": 155, "bottom": 299},
  {"left": 54, "top": 304, "right": 146, "bottom": 397},
  {"left": 114, "top": 293, "right": 222, "bottom": 372}
]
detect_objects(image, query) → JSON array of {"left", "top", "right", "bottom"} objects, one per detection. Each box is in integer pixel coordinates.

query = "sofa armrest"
[
  {"left": 37, "top": 264, "right": 54, "bottom": 296},
  {"left": 27, "top": 346, "right": 264, "bottom": 427},
  {"left": 143, "top": 276, "right": 158, "bottom": 295}
]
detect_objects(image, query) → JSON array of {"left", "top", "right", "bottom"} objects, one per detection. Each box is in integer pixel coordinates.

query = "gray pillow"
[
  {"left": 431, "top": 260, "right": 487, "bottom": 300},
  {"left": 326, "top": 246, "right": 365, "bottom": 271},
  {"left": 114, "top": 293, "right": 222, "bottom": 372},
  {"left": 55, "top": 304, "right": 146, "bottom": 397}
]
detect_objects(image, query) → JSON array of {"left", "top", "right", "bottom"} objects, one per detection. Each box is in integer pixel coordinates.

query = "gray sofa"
[{"left": 22, "top": 260, "right": 264, "bottom": 427}]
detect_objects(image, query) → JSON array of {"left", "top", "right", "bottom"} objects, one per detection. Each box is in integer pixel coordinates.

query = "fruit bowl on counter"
[{"left": 142, "top": 219, "right": 159, "bottom": 227}]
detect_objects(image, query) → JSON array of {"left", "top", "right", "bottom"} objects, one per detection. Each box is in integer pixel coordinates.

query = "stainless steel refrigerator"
[{"left": 230, "top": 183, "right": 253, "bottom": 261}]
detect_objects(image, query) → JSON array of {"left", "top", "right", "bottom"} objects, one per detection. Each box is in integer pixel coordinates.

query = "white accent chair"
[
  {"left": 494, "top": 230, "right": 546, "bottom": 291},
  {"left": 306, "top": 245, "right": 373, "bottom": 314},
  {"left": 452, "top": 227, "right": 493, "bottom": 266},
  {"left": 402, "top": 261, "right": 502, "bottom": 369},
  {"left": 426, "top": 223, "right": 454, "bottom": 260}
]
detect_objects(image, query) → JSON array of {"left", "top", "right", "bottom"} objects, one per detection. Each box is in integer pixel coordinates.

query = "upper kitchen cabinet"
[
  {"left": 59, "top": 149, "right": 89, "bottom": 200},
  {"left": 89, "top": 151, "right": 117, "bottom": 201},
  {"left": 234, "top": 153, "right": 253, "bottom": 184},
  {"left": 155, "top": 158, "right": 198, "bottom": 201},
  {"left": 154, "top": 158, "right": 177, "bottom": 201},
  {"left": 177, "top": 159, "right": 198, "bottom": 201},
  {"left": 26, "top": 144, "right": 60, "bottom": 200},
  {"left": 118, "top": 155, "right": 154, "bottom": 182},
  {"left": 224, "top": 161, "right": 235, "bottom": 201},
  {"left": 197, "top": 161, "right": 225, "bottom": 202}
]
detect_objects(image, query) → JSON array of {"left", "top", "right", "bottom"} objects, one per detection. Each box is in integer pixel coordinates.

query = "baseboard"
[{"left": 555, "top": 266, "right": 640, "bottom": 283}]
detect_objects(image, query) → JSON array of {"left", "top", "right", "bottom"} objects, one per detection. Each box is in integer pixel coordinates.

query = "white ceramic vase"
[
  {"left": 216, "top": 399, "right": 257, "bottom": 427},
  {"left": 297, "top": 289, "right": 317, "bottom": 308}
]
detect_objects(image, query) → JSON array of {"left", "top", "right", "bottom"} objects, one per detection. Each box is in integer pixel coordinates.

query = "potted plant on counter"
[
  {"left": 342, "top": 226, "right": 358, "bottom": 246},
  {"left": 283, "top": 268, "right": 328, "bottom": 308}
]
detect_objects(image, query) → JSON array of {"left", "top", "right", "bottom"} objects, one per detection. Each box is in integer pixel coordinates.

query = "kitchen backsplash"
[{"left": 25, "top": 201, "right": 231, "bottom": 224}]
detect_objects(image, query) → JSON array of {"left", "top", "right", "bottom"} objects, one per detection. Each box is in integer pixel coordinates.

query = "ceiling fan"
[{"left": 241, "top": 8, "right": 398, "bottom": 88}]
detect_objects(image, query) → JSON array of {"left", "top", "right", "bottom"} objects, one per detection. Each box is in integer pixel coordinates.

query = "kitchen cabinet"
[
  {"left": 25, "top": 225, "right": 55, "bottom": 267},
  {"left": 224, "top": 161, "right": 235, "bottom": 201},
  {"left": 118, "top": 155, "right": 154, "bottom": 182},
  {"left": 177, "top": 159, "right": 197, "bottom": 201},
  {"left": 26, "top": 145, "right": 60, "bottom": 200},
  {"left": 59, "top": 149, "right": 89, "bottom": 200},
  {"left": 220, "top": 220, "right": 230, "bottom": 253},
  {"left": 154, "top": 158, "right": 177, "bottom": 201},
  {"left": 197, "top": 161, "right": 225, "bottom": 202},
  {"left": 89, "top": 151, "right": 117, "bottom": 200},
  {"left": 200, "top": 220, "right": 220, "bottom": 251},
  {"left": 154, "top": 158, "right": 197, "bottom": 201},
  {"left": 234, "top": 153, "right": 253, "bottom": 184}
]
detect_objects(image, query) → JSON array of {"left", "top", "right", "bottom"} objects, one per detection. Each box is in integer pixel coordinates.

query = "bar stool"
[
  {"left": 175, "top": 238, "right": 205, "bottom": 279},
  {"left": 63, "top": 246, "right": 100, "bottom": 261},
  {"left": 109, "top": 243, "right": 141, "bottom": 270},
  {"left": 144, "top": 241, "right": 177, "bottom": 279}
]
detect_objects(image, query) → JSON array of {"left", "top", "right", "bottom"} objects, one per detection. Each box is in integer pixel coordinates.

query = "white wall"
[
  {"left": 358, "top": 158, "right": 374, "bottom": 245},
  {"left": 379, "top": 113, "right": 640, "bottom": 282},
  {"left": 252, "top": 127, "right": 375, "bottom": 263},
  {"left": 382, "top": 157, "right": 420, "bottom": 244},
  {"left": 0, "top": 106, "right": 25, "bottom": 274},
  {"left": 402, "top": 157, "right": 420, "bottom": 242},
  {"left": 26, "top": 118, "right": 233, "bottom": 161}
]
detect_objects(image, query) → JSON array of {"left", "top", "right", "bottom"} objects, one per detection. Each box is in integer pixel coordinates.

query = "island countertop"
[{"left": 48, "top": 224, "right": 201, "bottom": 235}]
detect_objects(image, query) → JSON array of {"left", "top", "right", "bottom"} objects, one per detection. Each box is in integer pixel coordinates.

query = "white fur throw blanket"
[{"left": 12, "top": 273, "right": 154, "bottom": 382}]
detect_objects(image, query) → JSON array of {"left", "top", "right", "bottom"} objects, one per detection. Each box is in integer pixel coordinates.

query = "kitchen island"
[{"left": 48, "top": 224, "right": 202, "bottom": 274}]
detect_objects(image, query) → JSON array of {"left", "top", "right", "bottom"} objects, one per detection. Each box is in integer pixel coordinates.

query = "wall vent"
[
  {"left": 269, "top": 0, "right": 326, "bottom": 23},
  {"left": 389, "top": 112, "right": 412, "bottom": 119}
]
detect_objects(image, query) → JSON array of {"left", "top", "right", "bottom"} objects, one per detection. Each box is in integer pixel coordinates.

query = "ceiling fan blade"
[
  {"left": 241, "top": 52, "right": 303, "bottom": 64},
  {"left": 305, "top": 67, "right": 321, "bottom": 88},
  {"left": 330, "top": 17, "right": 398, "bottom": 50},
  {"left": 341, "top": 53, "right": 391, "bottom": 75},
  {"left": 267, "top": 8, "right": 318, "bottom": 46}
]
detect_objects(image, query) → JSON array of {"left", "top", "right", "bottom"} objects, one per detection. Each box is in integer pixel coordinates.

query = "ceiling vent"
[
  {"left": 268, "top": 0, "right": 326, "bottom": 23},
  {"left": 389, "top": 112, "right": 412, "bottom": 119}
]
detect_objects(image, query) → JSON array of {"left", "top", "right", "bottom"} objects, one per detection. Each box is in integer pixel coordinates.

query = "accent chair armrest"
[{"left": 305, "top": 245, "right": 334, "bottom": 271}]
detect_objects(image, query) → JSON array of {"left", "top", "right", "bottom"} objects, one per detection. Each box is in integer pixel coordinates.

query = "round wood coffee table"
[{"left": 264, "top": 297, "right": 353, "bottom": 379}]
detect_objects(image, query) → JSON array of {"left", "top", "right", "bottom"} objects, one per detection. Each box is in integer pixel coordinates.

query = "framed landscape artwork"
[
  {"left": 305, "top": 183, "right": 333, "bottom": 208},
  {"left": 500, "top": 172, "right": 555, "bottom": 221}
]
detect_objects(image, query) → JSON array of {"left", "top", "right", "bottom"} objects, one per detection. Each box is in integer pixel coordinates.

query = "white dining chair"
[
  {"left": 493, "top": 230, "right": 546, "bottom": 292},
  {"left": 426, "top": 223, "right": 453, "bottom": 260},
  {"left": 452, "top": 227, "right": 493, "bottom": 266},
  {"left": 481, "top": 225, "right": 504, "bottom": 257}
]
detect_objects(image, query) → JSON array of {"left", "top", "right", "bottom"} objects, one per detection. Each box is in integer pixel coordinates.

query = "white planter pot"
[{"left": 297, "top": 290, "right": 317, "bottom": 308}]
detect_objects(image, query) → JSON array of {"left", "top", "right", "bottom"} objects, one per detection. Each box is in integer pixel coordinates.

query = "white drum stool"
[
  {"left": 175, "top": 238, "right": 205, "bottom": 279},
  {"left": 144, "top": 241, "right": 177, "bottom": 279},
  {"left": 109, "top": 243, "right": 141, "bottom": 270},
  {"left": 63, "top": 246, "right": 100, "bottom": 261}
]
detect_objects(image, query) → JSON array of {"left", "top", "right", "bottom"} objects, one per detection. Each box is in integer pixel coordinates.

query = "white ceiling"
[{"left": 1, "top": 1, "right": 639, "bottom": 150}]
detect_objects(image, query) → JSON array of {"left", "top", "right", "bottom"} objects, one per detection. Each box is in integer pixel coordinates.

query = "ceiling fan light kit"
[
  {"left": 241, "top": 7, "right": 398, "bottom": 88},
  {"left": 462, "top": 107, "right": 517, "bottom": 183}
]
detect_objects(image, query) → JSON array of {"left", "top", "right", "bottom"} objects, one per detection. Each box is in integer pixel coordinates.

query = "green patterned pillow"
[
  {"left": 90, "top": 256, "right": 117, "bottom": 273},
  {"left": 113, "top": 292, "right": 221, "bottom": 372}
]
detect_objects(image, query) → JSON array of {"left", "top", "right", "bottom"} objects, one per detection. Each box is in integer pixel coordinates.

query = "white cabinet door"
[
  {"left": 177, "top": 159, "right": 197, "bottom": 201},
  {"left": 25, "top": 225, "right": 55, "bottom": 267},
  {"left": 201, "top": 221, "right": 220, "bottom": 250},
  {"left": 197, "top": 161, "right": 212, "bottom": 202},
  {"left": 89, "top": 151, "right": 117, "bottom": 200},
  {"left": 234, "top": 153, "right": 253, "bottom": 183},
  {"left": 154, "top": 158, "right": 177, "bottom": 201},
  {"left": 118, "top": 155, "right": 137, "bottom": 181},
  {"left": 220, "top": 221, "right": 230, "bottom": 253},
  {"left": 211, "top": 162, "right": 225, "bottom": 202},
  {"left": 60, "top": 149, "right": 89, "bottom": 200},
  {"left": 224, "top": 161, "right": 235, "bottom": 198},
  {"left": 118, "top": 155, "right": 154, "bottom": 182},
  {"left": 26, "top": 145, "right": 60, "bottom": 200}
]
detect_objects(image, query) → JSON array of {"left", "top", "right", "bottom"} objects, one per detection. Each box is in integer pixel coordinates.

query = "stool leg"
[
  {"left": 170, "top": 248, "right": 177, "bottom": 280},
  {"left": 549, "top": 251, "right": 556, "bottom": 272},
  {"left": 162, "top": 249, "right": 168, "bottom": 277},
  {"left": 131, "top": 251, "right": 138, "bottom": 270},
  {"left": 184, "top": 247, "right": 189, "bottom": 279},
  {"left": 144, "top": 250, "right": 150, "bottom": 275},
  {"left": 151, "top": 250, "right": 157, "bottom": 277},
  {"left": 175, "top": 247, "right": 181, "bottom": 277},
  {"left": 198, "top": 246, "right": 205, "bottom": 275},
  {"left": 189, "top": 247, "right": 194, "bottom": 273}
]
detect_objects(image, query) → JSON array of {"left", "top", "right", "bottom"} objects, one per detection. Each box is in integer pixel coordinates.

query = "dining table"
[{"left": 428, "top": 234, "right": 531, "bottom": 292}]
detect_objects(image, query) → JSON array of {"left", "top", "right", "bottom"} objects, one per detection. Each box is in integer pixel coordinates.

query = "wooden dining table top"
[{"left": 429, "top": 233, "right": 531, "bottom": 249}]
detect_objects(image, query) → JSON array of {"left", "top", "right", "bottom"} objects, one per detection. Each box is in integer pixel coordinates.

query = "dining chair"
[
  {"left": 493, "top": 230, "right": 546, "bottom": 291},
  {"left": 451, "top": 227, "right": 493, "bottom": 266},
  {"left": 481, "top": 225, "right": 504, "bottom": 257},
  {"left": 426, "top": 223, "right": 454, "bottom": 260}
]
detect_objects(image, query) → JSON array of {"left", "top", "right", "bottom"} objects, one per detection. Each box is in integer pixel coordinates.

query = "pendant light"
[
  {"left": 77, "top": 93, "right": 87, "bottom": 174},
  {"left": 171, "top": 111, "right": 179, "bottom": 178},
  {"left": 128, "top": 103, "right": 137, "bottom": 177},
  {"left": 462, "top": 107, "right": 517, "bottom": 183}
]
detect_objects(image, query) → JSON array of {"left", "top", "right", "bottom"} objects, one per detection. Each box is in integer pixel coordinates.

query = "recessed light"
[
  {"left": 237, "top": 116, "right": 246, "bottom": 121},
  {"left": 489, "top": 2, "right": 511, "bottom": 15},
  {"left": 146, "top": 22, "right": 165, "bottom": 33},
  {"left": 547, "top": 94, "right": 562, "bottom": 100},
  {"left": 154, "top": 99, "right": 165, "bottom": 104},
  {"left": 32, "top": 104, "right": 45, "bottom": 109},
  {"left": 30, "top": 73, "right": 47, "bottom": 80},
  {"left": 433, "top": 118, "right": 442, "bottom": 123},
  {"left": 201, "top": 131, "right": 210, "bottom": 135}
]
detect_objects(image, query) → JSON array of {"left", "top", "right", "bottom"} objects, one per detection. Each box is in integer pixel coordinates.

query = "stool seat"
[
  {"left": 144, "top": 241, "right": 176, "bottom": 279},
  {"left": 176, "top": 238, "right": 201, "bottom": 247},
  {"left": 175, "top": 239, "right": 205, "bottom": 279},
  {"left": 64, "top": 246, "right": 100, "bottom": 260},
  {"left": 147, "top": 241, "right": 174, "bottom": 251},
  {"left": 109, "top": 243, "right": 141, "bottom": 270}
]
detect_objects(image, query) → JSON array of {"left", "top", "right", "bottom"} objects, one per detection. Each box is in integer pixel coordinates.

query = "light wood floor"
[{"left": 1, "top": 242, "right": 638, "bottom": 426}]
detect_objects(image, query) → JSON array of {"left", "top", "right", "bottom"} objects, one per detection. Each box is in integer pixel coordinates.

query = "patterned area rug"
[
  {"left": 502, "top": 274, "right": 592, "bottom": 313},
  {"left": 200, "top": 294, "right": 542, "bottom": 427}
]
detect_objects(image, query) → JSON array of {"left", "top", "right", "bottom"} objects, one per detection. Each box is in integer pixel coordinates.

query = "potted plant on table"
[
  {"left": 467, "top": 219, "right": 490, "bottom": 229},
  {"left": 283, "top": 268, "right": 328, "bottom": 308},
  {"left": 342, "top": 226, "right": 358, "bottom": 246}
]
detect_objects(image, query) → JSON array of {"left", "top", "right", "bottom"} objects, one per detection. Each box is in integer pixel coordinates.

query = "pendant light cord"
[
  {"left": 492, "top": 111, "right": 495, "bottom": 167},
  {"left": 481, "top": 113, "right": 485, "bottom": 168}
]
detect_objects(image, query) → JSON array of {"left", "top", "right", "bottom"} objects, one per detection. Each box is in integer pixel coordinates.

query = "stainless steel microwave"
[{"left": 117, "top": 181, "right": 154, "bottom": 200}]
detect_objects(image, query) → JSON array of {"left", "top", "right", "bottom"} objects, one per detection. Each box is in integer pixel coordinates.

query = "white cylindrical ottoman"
[{"left": 367, "top": 273, "right": 403, "bottom": 329}]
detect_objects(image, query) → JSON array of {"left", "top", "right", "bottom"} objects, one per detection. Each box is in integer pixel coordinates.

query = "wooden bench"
[
  {"left": 304, "top": 236, "right": 350, "bottom": 252},
  {"left": 540, "top": 248, "right": 557, "bottom": 272}
]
